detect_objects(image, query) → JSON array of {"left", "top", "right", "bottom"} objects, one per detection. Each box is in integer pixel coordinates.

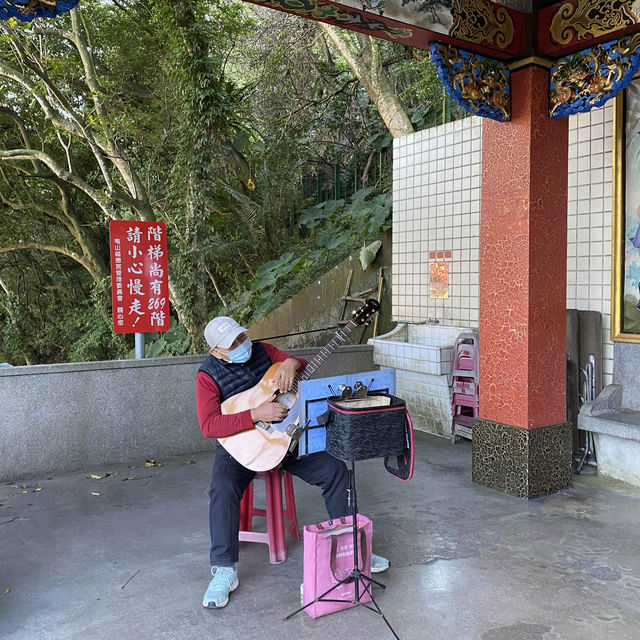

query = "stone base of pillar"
[{"left": 472, "top": 418, "right": 573, "bottom": 499}]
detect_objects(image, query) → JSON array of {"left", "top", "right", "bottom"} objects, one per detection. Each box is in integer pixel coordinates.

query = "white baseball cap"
[{"left": 204, "top": 316, "right": 247, "bottom": 349}]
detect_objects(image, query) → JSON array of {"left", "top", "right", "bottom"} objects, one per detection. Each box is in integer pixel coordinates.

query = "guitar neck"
[{"left": 293, "top": 320, "right": 358, "bottom": 388}]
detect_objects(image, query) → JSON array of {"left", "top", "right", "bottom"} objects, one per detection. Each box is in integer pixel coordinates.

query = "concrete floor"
[{"left": 2, "top": 432, "right": 640, "bottom": 640}]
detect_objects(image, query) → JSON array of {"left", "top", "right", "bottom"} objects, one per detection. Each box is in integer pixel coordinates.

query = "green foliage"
[
  {"left": 368, "top": 132, "right": 393, "bottom": 151},
  {"left": 298, "top": 199, "right": 345, "bottom": 229},
  {"left": 360, "top": 240, "right": 382, "bottom": 270},
  {"left": 301, "top": 188, "right": 392, "bottom": 247},
  {"left": 395, "top": 54, "right": 468, "bottom": 129},
  {"left": 65, "top": 281, "right": 131, "bottom": 363},
  {"left": 245, "top": 188, "right": 391, "bottom": 324},
  {"left": 0, "top": 275, "right": 130, "bottom": 365},
  {"left": 142, "top": 322, "right": 192, "bottom": 358},
  {"left": 251, "top": 253, "right": 304, "bottom": 294},
  {"left": 0, "top": 2, "right": 446, "bottom": 363}
]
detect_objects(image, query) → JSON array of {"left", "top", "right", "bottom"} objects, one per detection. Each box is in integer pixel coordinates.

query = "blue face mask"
[{"left": 226, "top": 338, "right": 252, "bottom": 364}]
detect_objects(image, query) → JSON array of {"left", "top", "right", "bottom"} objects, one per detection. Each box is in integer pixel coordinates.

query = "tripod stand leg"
[
  {"left": 367, "top": 575, "right": 386, "bottom": 589},
  {"left": 356, "top": 575, "right": 400, "bottom": 639},
  {"left": 368, "top": 592, "right": 401, "bottom": 640},
  {"left": 284, "top": 575, "right": 356, "bottom": 620}
]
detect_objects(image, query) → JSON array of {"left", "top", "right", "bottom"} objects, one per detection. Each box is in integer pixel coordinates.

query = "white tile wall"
[
  {"left": 393, "top": 104, "right": 614, "bottom": 386},
  {"left": 567, "top": 103, "right": 614, "bottom": 387},
  {"left": 393, "top": 368, "right": 453, "bottom": 438},
  {"left": 392, "top": 116, "right": 482, "bottom": 326}
]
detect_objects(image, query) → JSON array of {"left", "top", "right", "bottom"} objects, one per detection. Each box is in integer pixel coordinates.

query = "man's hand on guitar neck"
[
  {"left": 250, "top": 398, "right": 290, "bottom": 424},
  {"left": 273, "top": 357, "right": 301, "bottom": 393}
]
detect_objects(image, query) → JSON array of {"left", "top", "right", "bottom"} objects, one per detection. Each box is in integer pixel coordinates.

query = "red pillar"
[{"left": 472, "top": 66, "right": 573, "bottom": 498}]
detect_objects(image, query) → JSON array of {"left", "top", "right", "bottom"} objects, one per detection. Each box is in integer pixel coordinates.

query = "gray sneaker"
[
  {"left": 371, "top": 553, "right": 389, "bottom": 573},
  {"left": 203, "top": 566, "right": 239, "bottom": 608}
]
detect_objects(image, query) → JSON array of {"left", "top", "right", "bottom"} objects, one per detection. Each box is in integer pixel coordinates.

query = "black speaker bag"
[{"left": 324, "top": 393, "right": 407, "bottom": 462}]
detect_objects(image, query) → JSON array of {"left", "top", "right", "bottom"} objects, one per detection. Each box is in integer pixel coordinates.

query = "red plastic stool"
[
  {"left": 452, "top": 392, "right": 478, "bottom": 413},
  {"left": 452, "top": 377, "right": 477, "bottom": 395},
  {"left": 238, "top": 469, "right": 299, "bottom": 564},
  {"left": 455, "top": 356, "right": 475, "bottom": 370}
]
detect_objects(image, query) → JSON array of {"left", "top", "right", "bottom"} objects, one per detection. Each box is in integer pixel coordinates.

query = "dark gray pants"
[{"left": 209, "top": 446, "right": 350, "bottom": 566}]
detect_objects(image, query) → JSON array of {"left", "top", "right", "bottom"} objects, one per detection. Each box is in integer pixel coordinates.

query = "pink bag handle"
[
  {"left": 308, "top": 516, "right": 348, "bottom": 533},
  {"left": 328, "top": 524, "right": 368, "bottom": 582}
]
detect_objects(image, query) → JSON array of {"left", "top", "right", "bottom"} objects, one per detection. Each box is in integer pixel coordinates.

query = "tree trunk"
[
  {"left": 0, "top": 273, "right": 32, "bottom": 365},
  {"left": 319, "top": 25, "right": 414, "bottom": 139}
]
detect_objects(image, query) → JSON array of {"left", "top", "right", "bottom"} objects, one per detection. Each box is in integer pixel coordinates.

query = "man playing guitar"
[{"left": 196, "top": 315, "right": 388, "bottom": 609}]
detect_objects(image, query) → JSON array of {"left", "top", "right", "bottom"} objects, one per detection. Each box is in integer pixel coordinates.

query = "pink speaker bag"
[{"left": 302, "top": 514, "right": 372, "bottom": 618}]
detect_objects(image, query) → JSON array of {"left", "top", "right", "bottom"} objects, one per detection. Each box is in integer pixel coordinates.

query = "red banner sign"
[{"left": 109, "top": 220, "right": 170, "bottom": 334}]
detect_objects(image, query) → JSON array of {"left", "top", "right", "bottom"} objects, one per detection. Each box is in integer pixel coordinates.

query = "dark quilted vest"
[{"left": 198, "top": 341, "right": 272, "bottom": 402}]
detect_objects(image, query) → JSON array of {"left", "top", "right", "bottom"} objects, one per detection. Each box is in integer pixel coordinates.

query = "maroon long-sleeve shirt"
[{"left": 196, "top": 343, "right": 308, "bottom": 439}]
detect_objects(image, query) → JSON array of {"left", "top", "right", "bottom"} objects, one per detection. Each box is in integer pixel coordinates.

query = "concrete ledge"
[
  {"left": 579, "top": 384, "right": 640, "bottom": 441},
  {"left": 0, "top": 345, "right": 375, "bottom": 481},
  {"left": 579, "top": 384, "right": 640, "bottom": 486},
  {"left": 368, "top": 323, "right": 459, "bottom": 376},
  {"left": 581, "top": 411, "right": 640, "bottom": 440},
  {"left": 368, "top": 323, "right": 472, "bottom": 436}
]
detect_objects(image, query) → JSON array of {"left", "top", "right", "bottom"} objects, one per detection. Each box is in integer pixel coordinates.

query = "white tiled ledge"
[{"left": 368, "top": 323, "right": 473, "bottom": 376}]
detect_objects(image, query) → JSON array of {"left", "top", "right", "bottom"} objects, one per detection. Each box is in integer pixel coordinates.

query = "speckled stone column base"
[{"left": 472, "top": 418, "right": 573, "bottom": 499}]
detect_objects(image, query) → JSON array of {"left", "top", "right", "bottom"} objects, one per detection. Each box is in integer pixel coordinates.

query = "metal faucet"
[{"left": 426, "top": 318, "right": 440, "bottom": 324}]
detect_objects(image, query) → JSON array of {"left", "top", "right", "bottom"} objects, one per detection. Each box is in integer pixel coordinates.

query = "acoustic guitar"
[{"left": 217, "top": 299, "right": 380, "bottom": 471}]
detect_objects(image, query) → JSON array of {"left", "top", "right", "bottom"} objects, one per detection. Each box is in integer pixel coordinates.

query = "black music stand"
[{"left": 285, "top": 393, "right": 407, "bottom": 640}]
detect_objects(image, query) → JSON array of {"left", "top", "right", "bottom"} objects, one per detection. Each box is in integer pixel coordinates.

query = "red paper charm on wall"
[{"left": 429, "top": 261, "right": 449, "bottom": 299}]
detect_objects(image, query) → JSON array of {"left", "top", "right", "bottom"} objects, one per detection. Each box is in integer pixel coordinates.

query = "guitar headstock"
[{"left": 351, "top": 298, "right": 380, "bottom": 326}]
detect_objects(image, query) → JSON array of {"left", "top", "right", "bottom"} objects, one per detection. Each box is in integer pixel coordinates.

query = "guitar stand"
[{"left": 284, "top": 460, "right": 401, "bottom": 640}]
